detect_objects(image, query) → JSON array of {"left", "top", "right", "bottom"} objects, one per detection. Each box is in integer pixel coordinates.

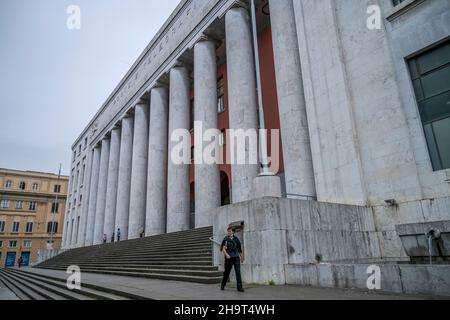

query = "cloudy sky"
[{"left": 0, "top": 0, "right": 180, "bottom": 175}]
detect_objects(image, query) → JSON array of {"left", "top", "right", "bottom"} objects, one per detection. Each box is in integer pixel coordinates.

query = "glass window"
[
  {"left": 217, "top": 77, "right": 225, "bottom": 113},
  {"left": 12, "top": 221, "right": 20, "bottom": 233},
  {"left": 29, "top": 201, "right": 36, "bottom": 211},
  {"left": 219, "top": 130, "right": 226, "bottom": 147},
  {"left": 51, "top": 202, "right": 59, "bottom": 213},
  {"left": 54, "top": 184, "right": 61, "bottom": 193},
  {"left": 32, "top": 183, "right": 38, "bottom": 191},
  {"left": 0, "top": 240, "right": 3, "bottom": 247},
  {"left": 190, "top": 98, "right": 195, "bottom": 130},
  {"left": 0, "top": 221, "right": 5, "bottom": 233},
  {"left": 19, "top": 181, "right": 26, "bottom": 190},
  {"left": 15, "top": 201, "right": 23, "bottom": 210},
  {"left": 9, "top": 241, "right": 17, "bottom": 248},
  {"left": 26, "top": 222, "right": 33, "bottom": 233},
  {"left": 5, "top": 180, "right": 12, "bottom": 189},
  {"left": 409, "top": 41, "right": 450, "bottom": 171},
  {"left": 47, "top": 222, "right": 58, "bottom": 233},
  {"left": 23, "top": 240, "right": 32, "bottom": 248},
  {"left": 1, "top": 200, "right": 9, "bottom": 209},
  {"left": 81, "top": 164, "right": 86, "bottom": 184}
]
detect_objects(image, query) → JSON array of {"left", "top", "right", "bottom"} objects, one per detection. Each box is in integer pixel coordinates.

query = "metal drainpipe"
[{"left": 250, "top": 0, "right": 272, "bottom": 176}]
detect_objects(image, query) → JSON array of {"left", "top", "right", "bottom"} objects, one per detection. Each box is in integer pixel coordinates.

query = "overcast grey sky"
[{"left": 0, "top": 0, "right": 180, "bottom": 175}]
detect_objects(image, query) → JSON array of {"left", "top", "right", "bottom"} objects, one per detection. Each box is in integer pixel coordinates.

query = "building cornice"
[
  {"left": 71, "top": 0, "right": 192, "bottom": 149},
  {"left": 72, "top": 0, "right": 236, "bottom": 149},
  {"left": 0, "top": 169, "right": 69, "bottom": 180}
]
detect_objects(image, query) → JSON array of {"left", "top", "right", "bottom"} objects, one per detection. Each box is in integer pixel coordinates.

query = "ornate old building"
[{"left": 0, "top": 168, "right": 68, "bottom": 267}]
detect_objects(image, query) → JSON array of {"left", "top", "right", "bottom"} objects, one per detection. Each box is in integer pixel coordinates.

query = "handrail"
[{"left": 209, "top": 237, "right": 221, "bottom": 246}]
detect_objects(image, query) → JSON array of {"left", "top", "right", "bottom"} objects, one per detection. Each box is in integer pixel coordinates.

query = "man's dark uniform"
[{"left": 220, "top": 235, "right": 243, "bottom": 291}]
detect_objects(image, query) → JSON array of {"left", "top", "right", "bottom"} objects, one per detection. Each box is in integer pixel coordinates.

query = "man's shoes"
[
  {"left": 220, "top": 286, "right": 225, "bottom": 291},
  {"left": 237, "top": 288, "right": 245, "bottom": 292}
]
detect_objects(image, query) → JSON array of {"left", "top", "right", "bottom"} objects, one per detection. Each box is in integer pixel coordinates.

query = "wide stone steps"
[
  {"left": 84, "top": 244, "right": 213, "bottom": 256},
  {"left": 40, "top": 264, "right": 219, "bottom": 271},
  {"left": 34, "top": 226, "right": 222, "bottom": 285},
  {"left": 35, "top": 265, "right": 223, "bottom": 277},
  {"left": 39, "top": 259, "right": 215, "bottom": 268},
  {"left": 0, "top": 269, "right": 147, "bottom": 300},
  {"left": 41, "top": 241, "right": 213, "bottom": 262},
  {"left": 80, "top": 249, "right": 213, "bottom": 260}
]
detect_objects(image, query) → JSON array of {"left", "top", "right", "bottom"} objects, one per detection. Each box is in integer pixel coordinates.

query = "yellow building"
[{"left": 0, "top": 168, "right": 68, "bottom": 268}]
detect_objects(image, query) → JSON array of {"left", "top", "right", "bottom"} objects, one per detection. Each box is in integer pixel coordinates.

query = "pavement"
[{"left": 9, "top": 267, "right": 444, "bottom": 300}]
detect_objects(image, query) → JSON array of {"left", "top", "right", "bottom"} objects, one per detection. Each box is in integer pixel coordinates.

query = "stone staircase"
[
  {"left": 35, "top": 226, "right": 222, "bottom": 284},
  {"left": 0, "top": 268, "right": 148, "bottom": 300}
]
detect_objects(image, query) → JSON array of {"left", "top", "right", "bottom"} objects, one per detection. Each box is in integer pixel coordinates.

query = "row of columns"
[{"left": 65, "top": 0, "right": 316, "bottom": 248}]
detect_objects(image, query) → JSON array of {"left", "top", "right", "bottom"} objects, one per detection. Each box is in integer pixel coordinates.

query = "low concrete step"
[
  {"left": 40, "top": 264, "right": 219, "bottom": 271},
  {"left": 5, "top": 269, "right": 87, "bottom": 300},
  {"left": 0, "top": 270, "right": 57, "bottom": 300},
  {"left": 40, "top": 259, "right": 214, "bottom": 268},
  {"left": 12, "top": 269, "right": 150, "bottom": 300},
  {"left": 35, "top": 265, "right": 222, "bottom": 277},
  {"left": 88, "top": 245, "right": 213, "bottom": 256},
  {"left": 84, "top": 250, "right": 213, "bottom": 260},
  {"left": 42, "top": 256, "right": 213, "bottom": 266},
  {"left": 0, "top": 271, "right": 33, "bottom": 300},
  {"left": 42, "top": 268, "right": 223, "bottom": 284},
  {"left": 8, "top": 269, "right": 131, "bottom": 300}
]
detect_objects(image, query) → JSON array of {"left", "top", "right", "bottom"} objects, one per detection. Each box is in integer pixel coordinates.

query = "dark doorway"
[
  {"left": 190, "top": 182, "right": 195, "bottom": 229},
  {"left": 220, "top": 171, "right": 230, "bottom": 206}
]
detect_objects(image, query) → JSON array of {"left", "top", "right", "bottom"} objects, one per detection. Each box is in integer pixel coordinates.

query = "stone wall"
[
  {"left": 285, "top": 263, "right": 450, "bottom": 296},
  {"left": 293, "top": 0, "right": 450, "bottom": 207},
  {"left": 212, "top": 196, "right": 450, "bottom": 295},
  {"left": 212, "top": 197, "right": 383, "bottom": 285}
]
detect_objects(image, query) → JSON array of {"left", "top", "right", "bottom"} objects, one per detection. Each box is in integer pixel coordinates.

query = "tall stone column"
[
  {"left": 68, "top": 218, "right": 74, "bottom": 247},
  {"left": 194, "top": 39, "right": 221, "bottom": 227},
  {"left": 269, "top": 0, "right": 316, "bottom": 200},
  {"left": 128, "top": 101, "right": 149, "bottom": 239},
  {"left": 84, "top": 146, "right": 101, "bottom": 246},
  {"left": 63, "top": 218, "right": 69, "bottom": 248},
  {"left": 103, "top": 127, "right": 121, "bottom": 241},
  {"left": 93, "top": 138, "right": 110, "bottom": 245},
  {"left": 71, "top": 216, "right": 79, "bottom": 247},
  {"left": 115, "top": 116, "right": 134, "bottom": 241},
  {"left": 225, "top": 6, "right": 260, "bottom": 203},
  {"left": 66, "top": 217, "right": 73, "bottom": 248},
  {"left": 77, "top": 148, "right": 93, "bottom": 247},
  {"left": 167, "top": 66, "right": 191, "bottom": 233},
  {"left": 146, "top": 86, "right": 169, "bottom": 236},
  {"left": 71, "top": 154, "right": 86, "bottom": 247}
]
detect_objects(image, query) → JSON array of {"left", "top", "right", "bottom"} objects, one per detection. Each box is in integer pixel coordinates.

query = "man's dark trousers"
[{"left": 221, "top": 257, "right": 242, "bottom": 290}]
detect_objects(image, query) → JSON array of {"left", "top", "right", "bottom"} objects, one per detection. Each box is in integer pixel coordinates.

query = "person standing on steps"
[
  {"left": 17, "top": 256, "right": 23, "bottom": 268},
  {"left": 103, "top": 233, "right": 107, "bottom": 244},
  {"left": 220, "top": 227, "right": 244, "bottom": 292},
  {"left": 111, "top": 232, "right": 115, "bottom": 243},
  {"left": 117, "top": 228, "right": 121, "bottom": 242}
]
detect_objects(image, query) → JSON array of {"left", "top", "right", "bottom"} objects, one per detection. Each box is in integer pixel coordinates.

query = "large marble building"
[{"left": 62, "top": 0, "right": 450, "bottom": 265}]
